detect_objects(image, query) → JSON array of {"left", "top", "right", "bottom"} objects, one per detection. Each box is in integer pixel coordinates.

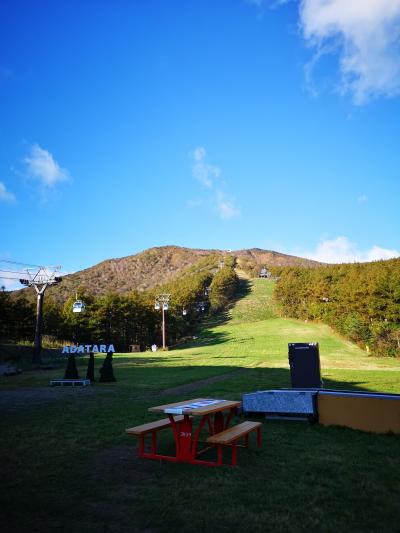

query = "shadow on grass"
[
  {"left": 110, "top": 360, "right": 393, "bottom": 397},
  {"left": 208, "top": 277, "right": 252, "bottom": 326},
  {"left": 173, "top": 280, "right": 253, "bottom": 352},
  {"left": 174, "top": 279, "right": 253, "bottom": 352},
  {"left": 189, "top": 365, "right": 392, "bottom": 396},
  {"left": 0, "top": 342, "right": 61, "bottom": 368}
]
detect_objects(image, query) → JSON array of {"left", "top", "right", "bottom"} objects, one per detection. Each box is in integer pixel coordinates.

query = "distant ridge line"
[{"left": 13, "top": 245, "right": 321, "bottom": 303}]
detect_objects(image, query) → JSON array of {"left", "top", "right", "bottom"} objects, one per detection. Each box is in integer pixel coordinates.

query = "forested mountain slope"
[
  {"left": 13, "top": 245, "right": 320, "bottom": 304},
  {"left": 274, "top": 258, "right": 400, "bottom": 357}
]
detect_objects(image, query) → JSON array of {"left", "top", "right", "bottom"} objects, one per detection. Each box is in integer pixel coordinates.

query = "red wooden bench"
[{"left": 206, "top": 421, "right": 262, "bottom": 466}]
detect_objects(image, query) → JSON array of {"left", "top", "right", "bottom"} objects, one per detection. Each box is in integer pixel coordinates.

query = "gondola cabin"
[{"left": 72, "top": 300, "right": 86, "bottom": 313}]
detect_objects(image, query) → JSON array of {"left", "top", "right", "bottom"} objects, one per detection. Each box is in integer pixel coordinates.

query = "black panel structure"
[{"left": 288, "top": 343, "right": 322, "bottom": 389}]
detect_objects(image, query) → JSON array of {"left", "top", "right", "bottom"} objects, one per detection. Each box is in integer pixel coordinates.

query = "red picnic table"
[{"left": 126, "top": 397, "right": 261, "bottom": 467}]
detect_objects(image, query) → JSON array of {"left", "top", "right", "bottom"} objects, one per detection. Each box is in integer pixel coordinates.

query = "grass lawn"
[{"left": 1, "top": 279, "right": 399, "bottom": 532}]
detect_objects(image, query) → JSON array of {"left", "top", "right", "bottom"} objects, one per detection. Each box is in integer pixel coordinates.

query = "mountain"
[
  {"left": 15, "top": 245, "right": 322, "bottom": 304},
  {"left": 235, "top": 248, "right": 320, "bottom": 268}
]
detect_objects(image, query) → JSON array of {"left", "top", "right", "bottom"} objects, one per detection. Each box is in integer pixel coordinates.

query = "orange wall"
[{"left": 318, "top": 394, "right": 400, "bottom": 434}]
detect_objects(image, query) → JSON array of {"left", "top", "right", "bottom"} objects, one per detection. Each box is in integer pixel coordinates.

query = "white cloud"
[
  {"left": 216, "top": 192, "right": 241, "bottom": 220},
  {"left": 191, "top": 146, "right": 221, "bottom": 188},
  {"left": 247, "top": 0, "right": 294, "bottom": 10},
  {"left": 193, "top": 146, "right": 206, "bottom": 161},
  {"left": 0, "top": 277, "right": 22, "bottom": 291},
  {"left": 190, "top": 147, "right": 240, "bottom": 220},
  {"left": 0, "top": 182, "right": 16, "bottom": 203},
  {"left": 296, "top": 236, "right": 400, "bottom": 263},
  {"left": 364, "top": 245, "right": 400, "bottom": 261},
  {"left": 24, "top": 144, "right": 69, "bottom": 187},
  {"left": 299, "top": 0, "right": 400, "bottom": 104}
]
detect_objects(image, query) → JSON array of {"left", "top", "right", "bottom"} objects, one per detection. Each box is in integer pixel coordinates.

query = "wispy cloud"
[
  {"left": 189, "top": 147, "right": 240, "bottom": 220},
  {"left": 357, "top": 194, "right": 368, "bottom": 204},
  {"left": 216, "top": 191, "right": 241, "bottom": 220},
  {"left": 193, "top": 146, "right": 206, "bottom": 161},
  {"left": 24, "top": 144, "right": 69, "bottom": 187},
  {"left": 299, "top": 0, "right": 400, "bottom": 104},
  {"left": 294, "top": 236, "right": 400, "bottom": 263},
  {"left": 246, "top": 0, "right": 292, "bottom": 6},
  {"left": 191, "top": 147, "right": 220, "bottom": 189},
  {"left": 0, "top": 182, "right": 16, "bottom": 203}
]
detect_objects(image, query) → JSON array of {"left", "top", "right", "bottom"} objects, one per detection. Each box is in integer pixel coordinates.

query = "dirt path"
[{"left": 160, "top": 368, "right": 248, "bottom": 396}]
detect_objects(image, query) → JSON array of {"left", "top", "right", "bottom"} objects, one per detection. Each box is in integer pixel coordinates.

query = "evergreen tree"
[
  {"left": 86, "top": 352, "right": 95, "bottom": 382},
  {"left": 99, "top": 351, "right": 116, "bottom": 382},
  {"left": 64, "top": 354, "right": 79, "bottom": 379}
]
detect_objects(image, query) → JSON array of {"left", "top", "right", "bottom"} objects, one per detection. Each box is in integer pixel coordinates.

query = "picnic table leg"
[
  {"left": 231, "top": 442, "right": 237, "bottom": 466},
  {"left": 168, "top": 415, "right": 180, "bottom": 458},
  {"left": 257, "top": 427, "right": 261, "bottom": 447},
  {"left": 245, "top": 433, "right": 249, "bottom": 448},
  {"left": 191, "top": 414, "right": 210, "bottom": 457},
  {"left": 217, "top": 445, "right": 223, "bottom": 466},
  {"left": 223, "top": 406, "right": 236, "bottom": 430},
  {"left": 214, "top": 412, "right": 224, "bottom": 434},
  {"left": 138, "top": 435, "right": 145, "bottom": 457},
  {"left": 151, "top": 431, "right": 157, "bottom": 454},
  {"left": 176, "top": 414, "right": 193, "bottom": 462}
]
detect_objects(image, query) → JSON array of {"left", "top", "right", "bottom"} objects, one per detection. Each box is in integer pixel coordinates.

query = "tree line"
[
  {"left": 273, "top": 258, "right": 400, "bottom": 357},
  {"left": 0, "top": 255, "right": 239, "bottom": 352}
]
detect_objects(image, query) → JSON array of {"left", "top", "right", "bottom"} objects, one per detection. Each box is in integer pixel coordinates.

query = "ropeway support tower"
[{"left": 20, "top": 266, "right": 62, "bottom": 364}]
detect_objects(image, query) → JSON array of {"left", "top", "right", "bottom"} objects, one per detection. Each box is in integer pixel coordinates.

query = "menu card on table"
[{"left": 165, "top": 399, "right": 226, "bottom": 415}]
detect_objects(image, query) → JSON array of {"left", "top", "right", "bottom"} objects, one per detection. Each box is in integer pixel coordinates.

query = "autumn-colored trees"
[
  {"left": 274, "top": 259, "right": 400, "bottom": 357},
  {"left": 0, "top": 290, "right": 35, "bottom": 341},
  {"left": 2, "top": 256, "right": 398, "bottom": 357},
  {"left": 0, "top": 254, "right": 239, "bottom": 351},
  {"left": 209, "top": 263, "right": 239, "bottom": 311}
]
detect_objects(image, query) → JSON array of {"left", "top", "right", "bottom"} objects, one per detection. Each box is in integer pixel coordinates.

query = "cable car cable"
[
  {"left": 0, "top": 269, "right": 29, "bottom": 275},
  {"left": 0, "top": 259, "right": 62, "bottom": 269},
  {"left": 0, "top": 259, "right": 45, "bottom": 268}
]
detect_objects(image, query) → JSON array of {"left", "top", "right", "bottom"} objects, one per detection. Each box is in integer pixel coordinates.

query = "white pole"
[{"left": 162, "top": 305, "right": 166, "bottom": 349}]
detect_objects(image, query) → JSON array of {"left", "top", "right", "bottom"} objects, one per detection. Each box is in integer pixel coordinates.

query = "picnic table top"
[{"left": 148, "top": 397, "right": 240, "bottom": 416}]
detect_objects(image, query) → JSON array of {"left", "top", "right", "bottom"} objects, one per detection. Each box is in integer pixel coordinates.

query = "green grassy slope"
[
  {"left": 172, "top": 278, "right": 400, "bottom": 387},
  {"left": 3, "top": 278, "right": 399, "bottom": 392}
]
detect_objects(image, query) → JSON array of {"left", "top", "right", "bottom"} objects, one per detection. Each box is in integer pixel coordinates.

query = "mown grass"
[{"left": 1, "top": 279, "right": 399, "bottom": 532}]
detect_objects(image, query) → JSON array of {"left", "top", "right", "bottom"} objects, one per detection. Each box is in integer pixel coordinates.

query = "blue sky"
[{"left": 1, "top": 0, "right": 400, "bottom": 288}]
